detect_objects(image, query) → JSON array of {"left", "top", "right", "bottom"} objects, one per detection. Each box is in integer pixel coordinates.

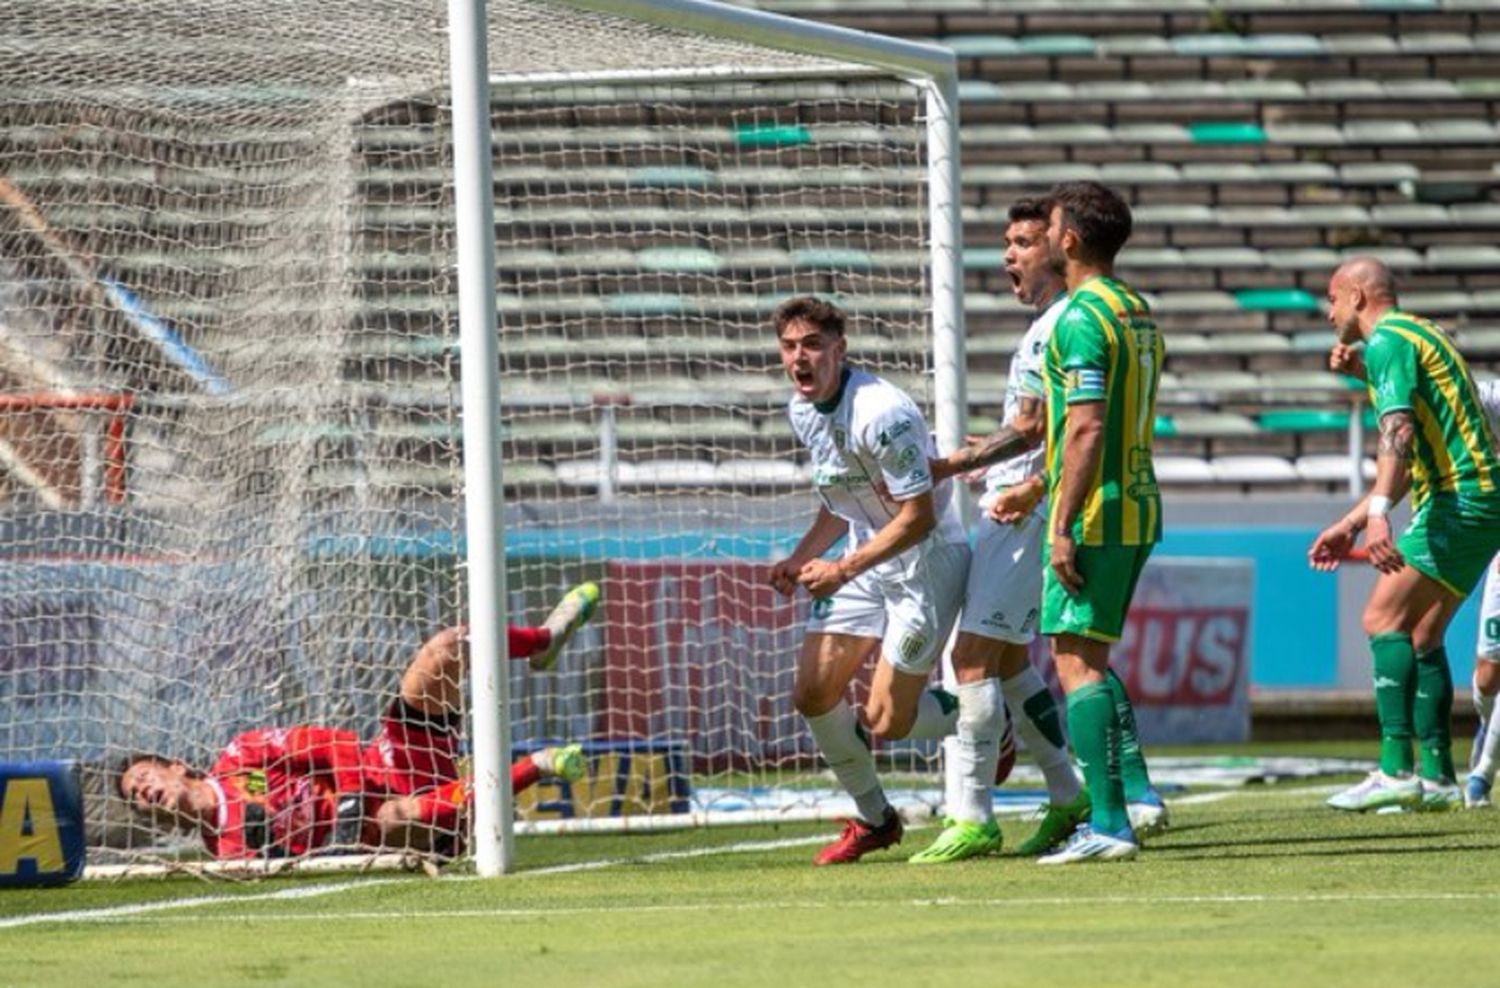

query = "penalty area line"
[{"left": 0, "top": 876, "right": 407, "bottom": 931}]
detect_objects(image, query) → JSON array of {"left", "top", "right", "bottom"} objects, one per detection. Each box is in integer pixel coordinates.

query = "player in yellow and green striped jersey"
[
  {"left": 932, "top": 181, "right": 1166, "bottom": 863},
  {"left": 1311, "top": 257, "right": 1500, "bottom": 813},
  {"left": 1029, "top": 182, "right": 1164, "bottom": 863}
]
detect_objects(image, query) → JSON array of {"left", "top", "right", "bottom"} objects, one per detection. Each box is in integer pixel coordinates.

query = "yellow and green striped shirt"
[
  {"left": 1042, "top": 276, "right": 1165, "bottom": 546},
  {"left": 1364, "top": 309, "right": 1500, "bottom": 502}
]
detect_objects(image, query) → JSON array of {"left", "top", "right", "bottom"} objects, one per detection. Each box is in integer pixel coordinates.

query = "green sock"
[
  {"left": 1105, "top": 669, "right": 1154, "bottom": 802},
  {"left": 1066, "top": 682, "right": 1128, "bottom": 834},
  {"left": 1414, "top": 646, "right": 1456, "bottom": 782},
  {"left": 1021, "top": 687, "right": 1066, "bottom": 750},
  {"left": 1370, "top": 631, "right": 1416, "bottom": 776}
]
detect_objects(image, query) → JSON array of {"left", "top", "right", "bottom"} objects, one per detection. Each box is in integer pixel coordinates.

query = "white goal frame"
[{"left": 457, "top": 0, "right": 965, "bottom": 876}]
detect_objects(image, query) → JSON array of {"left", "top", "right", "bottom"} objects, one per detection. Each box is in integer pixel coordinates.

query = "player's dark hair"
[
  {"left": 1006, "top": 196, "right": 1049, "bottom": 225},
  {"left": 112, "top": 751, "right": 202, "bottom": 800},
  {"left": 1047, "top": 180, "right": 1133, "bottom": 264},
  {"left": 773, "top": 295, "right": 846, "bottom": 337}
]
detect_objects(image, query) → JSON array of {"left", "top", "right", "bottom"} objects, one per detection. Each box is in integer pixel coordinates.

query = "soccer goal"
[{"left": 0, "top": 0, "right": 964, "bottom": 878}]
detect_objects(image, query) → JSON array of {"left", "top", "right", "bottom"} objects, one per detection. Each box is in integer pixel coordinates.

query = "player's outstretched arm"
[{"left": 932, "top": 412, "right": 1044, "bottom": 482}]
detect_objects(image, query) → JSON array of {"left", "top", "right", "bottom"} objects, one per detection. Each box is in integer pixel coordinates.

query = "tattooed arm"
[
  {"left": 1309, "top": 410, "right": 1414, "bottom": 573},
  {"left": 931, "top": 395, "right": 1045, "bottom": 482}
]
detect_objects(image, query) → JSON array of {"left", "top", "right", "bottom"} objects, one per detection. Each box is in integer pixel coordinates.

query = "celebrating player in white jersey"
[
  {"left": 912, "top": 199, "right": 1089, "bottom": 863},
  {"left": 1464, "top": 378, "right": 1500, "bottom": 807},
  {"left": 768, "top": 295, "right": 972, "bottom": 865}
]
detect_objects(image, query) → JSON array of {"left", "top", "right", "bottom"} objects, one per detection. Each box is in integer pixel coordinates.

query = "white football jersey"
[
  {"left": 983, "top": 293, "right": 1067, "bottom": 491},
  {"left": 1478, "top": 378, "right": 1500, "bottom": 431},
  {"left": 788, "top": 367, "right": 968, "bottom": 577}
]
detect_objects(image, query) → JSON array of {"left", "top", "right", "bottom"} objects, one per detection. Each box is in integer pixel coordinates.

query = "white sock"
[
  {"left": 904, "top": 689, "right": 960, "bottom": 741},
  {"left": 948, "top": 680, "right": 1002, "bottom": 825},
  {"left": 1474, "top": 675, "right": 1494, "bottom": 722},
  {"left": 805, "top": 701, "right": 888, "bottom": 824},
  {"left": 1476, "top": 689, "right": 1500, "bottom": 784},
  {"left": 1002, "top": 664, "right": 1082, "bottom": 806}
]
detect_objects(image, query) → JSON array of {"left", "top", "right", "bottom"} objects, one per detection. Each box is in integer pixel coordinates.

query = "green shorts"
[
  {"left": 1040, "top": 542, "right": 1154, "bottom": 642},
  {"left": 1398, "top": 491, "right": 1500, "bottom": 597}
]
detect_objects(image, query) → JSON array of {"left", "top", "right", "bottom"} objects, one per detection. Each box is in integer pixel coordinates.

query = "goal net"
[{"left": 0, "top": 0, "right": 962, "bottom": 874}]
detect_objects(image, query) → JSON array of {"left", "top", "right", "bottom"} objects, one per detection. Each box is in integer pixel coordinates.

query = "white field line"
[
  {"left": 0, "top": 877, "right": 406, "bottom": 931},
  {"left": 0, "top": 782, "right": 1369, "bottom": 930},
  {"left": 21, "top": 890, "right": 1500, "bottom": 929}
]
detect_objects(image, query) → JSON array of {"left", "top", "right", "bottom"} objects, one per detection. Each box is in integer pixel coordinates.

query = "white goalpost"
[{"left": 0, "top": 0, "right": 963, "bottom": 878}]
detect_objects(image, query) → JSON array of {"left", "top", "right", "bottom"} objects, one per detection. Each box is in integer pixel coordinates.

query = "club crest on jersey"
[
  {"left": 833, "top": 427, "right": 848, "bottom": 449},
  {"left": 897, "top": 631, "right": 927, "bottom": 663},
  {"left": 894, "top": 445, "right": 918, "bottom": 474},
  {"left": 811, "top": 597, "right": 835, "bottom": 619}
]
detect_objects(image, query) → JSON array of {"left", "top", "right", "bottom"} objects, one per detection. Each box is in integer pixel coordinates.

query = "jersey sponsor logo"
[
  {"left": 810, "top": 597, "right": 835, "bottom": 620},
  {"left": 811, "top": 467, "right": 871, "bottom": 490},
  {"left": 875, "top": 419, "right": 913, "bottom": 448},
  {"left": 242, "top": 769, "right": 268, "bottom": 796}
]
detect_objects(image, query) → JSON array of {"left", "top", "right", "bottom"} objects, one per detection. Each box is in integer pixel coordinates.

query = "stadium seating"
[{"left": 8, "top": 0, "right": 1500, "bottom": 499}]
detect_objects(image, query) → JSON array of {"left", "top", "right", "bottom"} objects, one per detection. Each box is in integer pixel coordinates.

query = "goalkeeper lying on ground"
[{"left": 115, "top": 583, "right": 598, "bottom": 859}]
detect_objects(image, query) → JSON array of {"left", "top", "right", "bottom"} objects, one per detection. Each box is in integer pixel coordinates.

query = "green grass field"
[{"left": 5, "top": 746, "right": 1498, "bottom": 988}]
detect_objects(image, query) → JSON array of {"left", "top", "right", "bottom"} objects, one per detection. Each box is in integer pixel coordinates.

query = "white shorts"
[
  {"left": 957, "top": 501, "right": 1045, "bottom": 645},
  {"left": 806, "top": 538, "right": 971, "bottom": 676},
  {"left": 1479, "top": 553, "right": 1500, "bottom": 661}
]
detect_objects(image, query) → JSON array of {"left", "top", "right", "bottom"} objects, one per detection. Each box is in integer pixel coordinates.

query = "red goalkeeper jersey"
[{"left": 204, "top": 726, "right": 367, "bottom": 859}]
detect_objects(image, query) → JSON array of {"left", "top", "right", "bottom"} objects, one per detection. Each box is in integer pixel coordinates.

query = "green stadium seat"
[
  {"left": 1456, "top": 78, "right": 1500, "bottom": 98},
  {"left": 1020, "top": 35, "right": 1098, "bottom": 56},
  {"left": 1346, "top": 121, "right": 1421, "bottom": 143},
  {"left": 792, "top": 248, "right": 875, "bottom": 269},
  {"left": 1259, "top": 162, "right": 1339, "bottom": 183},
  {"left": 1077, "top": 81, "right": 1158, "bottom": 102},
  {"left": 1339, "top": 247, "right": 1423, "bottom": 268},
  {"left": 1400, "top": 32, "right": 1475, "bottom": 54},
  {"left": 1234, "top": 288, "right": 1319, "bottom": 312},
  {"left": 1153, "top": 416, "right": 1177, "bottom": 438},
  {"left": 963, "top": 247, "right": 1003, "bottom": 271},
  {"left": 1258, "top": 409, "right": 1350, "bottom": 433},
  {"left": 1133, "top": 203, "right": 1216, "bottom": 225},
  {"left": 1384, "top": 80, "right": 1461, "bottom": 99},
  {"left": 1116, "top": 123, "right": 1192, "bottom": 143},
  {"left": 1225, "top": 79, "right": 1307, "bottom": 101},
  {"left": 1172, "top": 35, "right": 1249, "bottom": 57},
  {"left": 1025, "top": 162, "right": 1103, "bottom": 182},
  {"left": 1308, "top": 79, "right": 1384, "bottom": 100},
  {"left": 940, "top": 35, "right": 1022, "bottom": 58},
  {"left": 1187, "top": 122, "right": 1267, "bottom": 144},
  {"left": 733, "top": 123, "right": 810, "bottom": 147}
]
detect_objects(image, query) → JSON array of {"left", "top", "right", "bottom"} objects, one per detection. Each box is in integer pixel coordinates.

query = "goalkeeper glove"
[{"left": 333, "top": 794, "right": 365, "bottom": 848}]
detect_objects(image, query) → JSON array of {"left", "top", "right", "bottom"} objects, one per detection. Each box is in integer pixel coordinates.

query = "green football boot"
[
  {"left": 1014, "top": 789, "right": 1092, "bottom": 857},
  {"left": 908, "top": 818, "right": 1002, "bottom": 864}
]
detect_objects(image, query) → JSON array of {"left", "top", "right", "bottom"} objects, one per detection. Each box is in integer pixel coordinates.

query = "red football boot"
[{"left": 812, "top": 807, "right": 904, "bottom": 865}]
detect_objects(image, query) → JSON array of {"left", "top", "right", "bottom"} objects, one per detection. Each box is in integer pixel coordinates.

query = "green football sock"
[
  {"left": 1066, "top": 682, "right": 1129, "bottom": 834},
  {"left": 1370, "top": 631, "right": 1416, "bottom": 776},
  {"left": 1105, "top": 669, "right": 1154, "bottom": 802},
  {"left": 1414, "top": 646, "right": 1455, "bottom": 782}
]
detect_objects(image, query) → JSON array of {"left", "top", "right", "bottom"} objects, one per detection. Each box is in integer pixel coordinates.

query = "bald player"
[{"left": 1311, "top": 257, "right": 1500, "bottom": 813}]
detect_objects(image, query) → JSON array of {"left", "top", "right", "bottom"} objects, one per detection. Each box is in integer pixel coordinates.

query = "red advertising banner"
[{"left": 601, "top": 556, "right": 1253, "bottom": 760}]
